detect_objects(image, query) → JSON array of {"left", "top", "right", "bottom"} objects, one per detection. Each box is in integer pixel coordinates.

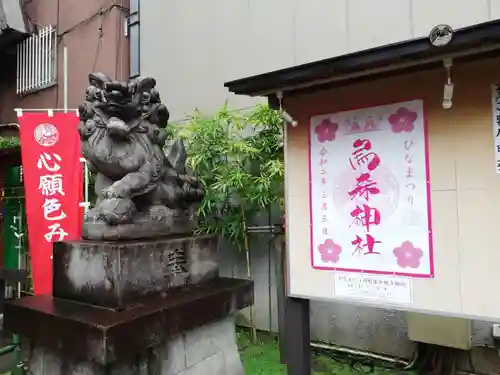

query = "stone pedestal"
[
  {"left": 53, "top": 235, "right": 218, "bottom": 309},
  {"left": 3, "top": 236, "right": 254, "bottom": 375},
  {"left": 27, "top": 316, "right": 244, "bottom": 375}
]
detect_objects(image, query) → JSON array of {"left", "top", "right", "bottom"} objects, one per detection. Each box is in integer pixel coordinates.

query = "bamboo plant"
[{"left": 170, "top": 103, "right": 284, "bottom": 341}]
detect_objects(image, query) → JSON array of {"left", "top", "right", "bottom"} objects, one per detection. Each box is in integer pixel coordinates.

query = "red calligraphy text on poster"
[
  {"left": 350, "top": 204, "right": 381, "bottom": 232},
  {"left": 351, "top": 234, "right": 381, "bottom": 255},
  {"left": 348, "top": 136, "right": 383, "bottom": 256},
  {"left": 348, "top": 172, "right": 380, "bottom": 200},
  {"left": 18, "top": 112, "right": 82, "bottom": 295},
  {"left": 349, "top": 139, "right": 381, "bottom": 171}
]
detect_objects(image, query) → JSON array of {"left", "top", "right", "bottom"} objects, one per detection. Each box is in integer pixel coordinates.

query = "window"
[
  {"left": 16, "top": 25, "right": 57, "bottom": 95},
  {"left": 126, "top": 0, "right": 140, "bottom": 77}
]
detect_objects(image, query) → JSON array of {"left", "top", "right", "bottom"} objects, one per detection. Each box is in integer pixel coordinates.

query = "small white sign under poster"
[{"left": 333, "top": 272, "right": 413, "bottom": 305}]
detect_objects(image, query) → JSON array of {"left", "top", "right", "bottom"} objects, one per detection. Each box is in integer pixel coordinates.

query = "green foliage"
[
  {"left": 236, "top": 328, "right": 416, "bottom": 375},
  {"left": 170, "top": 103, "right": 284, "bottom": 250},
  {"left": 0, "top": 136, "right": 20, "bottom": 149}
]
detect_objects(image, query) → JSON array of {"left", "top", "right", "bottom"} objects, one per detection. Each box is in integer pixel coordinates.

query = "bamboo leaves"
[{"left": 170, "top": 103, "right": 284, "bottom": 251}]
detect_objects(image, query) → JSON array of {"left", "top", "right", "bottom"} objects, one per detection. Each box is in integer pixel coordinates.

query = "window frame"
[
  {"left": 16, "top": 25, "right": 58, "bottom": 96},
  {"left": 126, "top": 0, "right": 140, "bottom": 78}
]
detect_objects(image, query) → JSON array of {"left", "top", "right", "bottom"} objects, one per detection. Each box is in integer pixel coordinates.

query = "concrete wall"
[
  {"left": 140, "top": 0, "right": 500, "bottom": 122},
  {"left": 0, "top": 0, "right": 129, "bottom": 123}
]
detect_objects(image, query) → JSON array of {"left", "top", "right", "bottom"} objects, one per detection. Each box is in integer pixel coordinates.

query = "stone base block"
[
  {"left": 26, "top": 316, "right": 244, "bottom": 375},
  {"left": 82, "top": 205, "right": 194, "bottom": 241},
  {"left": 161, "top": 316, "right": 244, "bottom": 375},
  {"left": 53, "top": 235, "right": 218, "bottom": 309},
  {"left": 5, "top": 278, "right": 253, "bottom": 365}
]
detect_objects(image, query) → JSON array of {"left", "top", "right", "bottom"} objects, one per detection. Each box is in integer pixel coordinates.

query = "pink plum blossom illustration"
[
  {"left": 388, "top": 107, "right": 418, "bottom": 133},
  {"left": 315, "top": 119, "right": 339, "bottom": 143},
  {"left": 318, "top": 239, "right": 342, "bottom": 264},
  {"left": 393, "top": 241, "right": 423, "bottom": 269}
]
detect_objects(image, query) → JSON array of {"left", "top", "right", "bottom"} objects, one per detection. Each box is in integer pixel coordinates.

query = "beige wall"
[
  {"left": 284, "top": 56, "right": 500, "bottom": 321},
  {"left": 140, "top": 0, "right": 499, "bottom": 121}
]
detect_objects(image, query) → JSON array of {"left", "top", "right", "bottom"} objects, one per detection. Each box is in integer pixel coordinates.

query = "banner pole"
[
  {"left": 14, "top": 108, "right": 78, "bottom": 114},
  {"left": 63, "top": 46, "right": 68, "bottom": 113},
  {"left": 85, "top": 163, "right": 89, "bottom": 212},
  {"left": 62, "top": 45, "right": 89, "bottom": 214}
]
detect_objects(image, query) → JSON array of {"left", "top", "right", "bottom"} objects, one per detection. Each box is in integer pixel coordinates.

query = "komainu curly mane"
[{"left": 78, "top": 72, "right": 204, "bottom": 240}]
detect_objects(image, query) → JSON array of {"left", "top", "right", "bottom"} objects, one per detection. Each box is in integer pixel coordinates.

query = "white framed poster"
[{"left": 308, "top": 99, "right": 434, "bottom": 277}]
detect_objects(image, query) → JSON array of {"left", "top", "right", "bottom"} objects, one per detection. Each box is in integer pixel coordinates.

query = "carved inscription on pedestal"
[{"left": 166, "top": 248, "right": 188, "bottom": 274}]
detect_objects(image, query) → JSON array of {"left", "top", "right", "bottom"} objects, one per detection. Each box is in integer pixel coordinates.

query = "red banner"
[{"left": 18, "top": 111, "right": 82, "bottom": 295}]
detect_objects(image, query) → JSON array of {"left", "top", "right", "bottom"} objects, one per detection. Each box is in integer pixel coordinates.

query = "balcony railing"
[{"left": 16, "top": 25, "right": 57, "bottom": 96}]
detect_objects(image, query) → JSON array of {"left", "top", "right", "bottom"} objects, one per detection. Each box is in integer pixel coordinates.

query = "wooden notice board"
[{"left": 284, "top": 56, "right": 500, "bottom": 321}]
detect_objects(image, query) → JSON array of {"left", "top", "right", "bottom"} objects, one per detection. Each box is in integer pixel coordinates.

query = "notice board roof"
[{"left": 224, "top": 19, "right": 500, "bottom": 97}]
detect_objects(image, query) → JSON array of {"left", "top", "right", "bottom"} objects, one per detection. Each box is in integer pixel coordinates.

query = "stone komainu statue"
[{"left": 78, "top": 72, "right": 204, "bottom": 240}]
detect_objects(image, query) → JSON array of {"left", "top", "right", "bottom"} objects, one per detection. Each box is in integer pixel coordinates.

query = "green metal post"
[
  {"left": 3, "top": 166, "right": 23, "bottom": 270},
  {"left": 2, "top": 166, "right": 25, "bottom": 375}
]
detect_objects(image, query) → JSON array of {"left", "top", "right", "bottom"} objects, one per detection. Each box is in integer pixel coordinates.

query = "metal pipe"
[
  {"left": 13, "top": 108, "right": 78, "bottom": 113},
  {"left": 16, "top": 41, "right": 20, "bottom": 94},
  {"left": 21, "top": 37, "right": 26, "bottom": 94},
  {"left": 27, "top": 33, "right": 31, "bottom": 92},
  {"left": 280, "top": 92, "right": 291, "bottom": 364},
  {"left": 45, "top": 26, "right": 51, "bottom": 86},
  {"left": 0, "top": 344, "right": 18, "bottom": 356},
  {"left": 310, "top": 342, "right": 409, "bottom": 366},
  {"left": 274, "top": 235, "right": 287, "bottom": 364},
  {"left": 247, "top": 225, "right": 276, "bottom": 230},
  {"left": 246, "top": 225, "right": 284, "bottom": 234},
  {"left": 84, "top": 161, "right": 89, "bottom": 211},
  {"left": 48, "top": 25, "right": 53, "bottom": 88},
  {"left": 34, "top": 28, "right": 39, "bottom": 91},
  {"left": 11, "top": 334, "right": 21, "bottom": 375},
  {"left": 41, "top": 26, "right": 46, "bottom": 86},
  {"left": 17, "top": 201, "right": 23, "bottom": 300},
  {"left": 63, "top": 46, "right": 68, "bottom": 112},
  {"left": 30, "top": 32, "right": 34, "bottom": 91}
]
